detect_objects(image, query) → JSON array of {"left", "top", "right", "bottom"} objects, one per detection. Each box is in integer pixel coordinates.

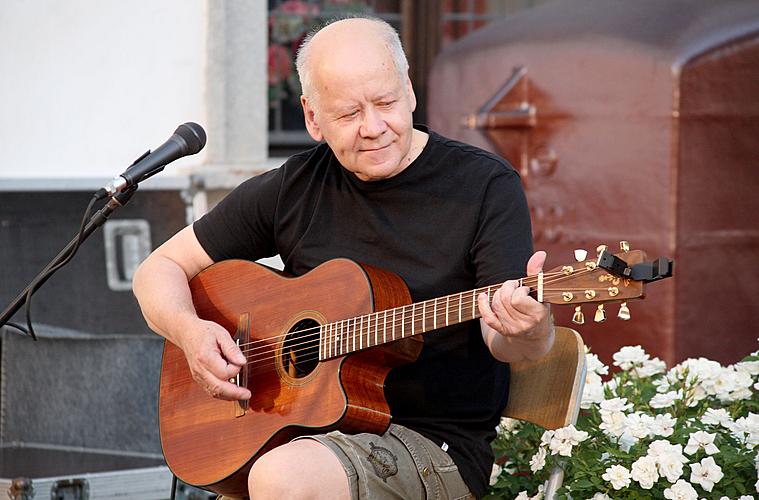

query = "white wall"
[{"left": 0, "top": 0, "right": 268, "bottom": 186}]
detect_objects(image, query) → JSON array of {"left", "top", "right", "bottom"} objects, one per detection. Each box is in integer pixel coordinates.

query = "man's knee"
[{"left": 248, "top": 440, "right": 350, "bottom": 500}]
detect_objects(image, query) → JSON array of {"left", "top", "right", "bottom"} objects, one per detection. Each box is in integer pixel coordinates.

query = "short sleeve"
[
  {"left": 192, "top": 167, "right": 283, "bottom": 262},
  {"left": 471, "top": 169, "right": 534, "bottom": 287}
]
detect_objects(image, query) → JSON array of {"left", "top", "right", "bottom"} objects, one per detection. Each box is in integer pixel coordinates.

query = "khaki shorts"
[{"left": 297, "top": 424, "right": 473, "bottom": 500}]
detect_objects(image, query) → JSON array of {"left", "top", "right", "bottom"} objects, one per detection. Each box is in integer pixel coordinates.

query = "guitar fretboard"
[{"left": 318, "top": 280, "right": 521, "bottom": 360}]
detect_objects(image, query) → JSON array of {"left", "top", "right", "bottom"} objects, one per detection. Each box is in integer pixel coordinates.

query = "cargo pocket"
[{"left": 388, "top": 425, "right": 472, "bottom": 500}]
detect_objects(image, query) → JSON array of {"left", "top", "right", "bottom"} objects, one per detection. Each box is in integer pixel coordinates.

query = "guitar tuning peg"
[
  {"left": 618, "top": 302, "right": 631, "bottom": 320},
  {"left": 574, "top": 249, "right": 588, "bottom": 262},
  {"left": 596, "top": 244, "right": 608, "bottom": 257},
  {"left": 619, "top": 241, "right": 630, "bottom": 252},
  {"left": 594, "top": 304, "right": 606, "bottom": 323},
  {"left": 572, "top": 305, "right": 585, "bottom": 325}
]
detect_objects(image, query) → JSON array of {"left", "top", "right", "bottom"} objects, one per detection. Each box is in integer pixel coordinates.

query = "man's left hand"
[{"left": 478, "top": 251, "right": 554, "bottom": 362}]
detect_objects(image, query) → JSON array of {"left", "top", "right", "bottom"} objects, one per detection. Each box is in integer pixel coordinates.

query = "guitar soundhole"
[{"left": 282, "top": 318, "right": 320, "bottom": 379}]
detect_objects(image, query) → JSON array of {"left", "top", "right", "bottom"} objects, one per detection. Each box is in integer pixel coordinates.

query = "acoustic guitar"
[{"left": 158, "top": 244, "right": 671, "bottom": 496}]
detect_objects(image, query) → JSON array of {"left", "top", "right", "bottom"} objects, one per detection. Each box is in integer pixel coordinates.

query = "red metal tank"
[{"left": 428, "top": 0, "right": 759, "bottom": 365}]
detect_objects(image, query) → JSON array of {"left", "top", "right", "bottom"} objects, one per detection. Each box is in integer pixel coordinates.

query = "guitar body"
[{"left": 159, "top": 258, "right": 423, "bottom": 496}]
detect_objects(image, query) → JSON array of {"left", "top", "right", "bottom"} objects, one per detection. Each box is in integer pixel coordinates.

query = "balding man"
[{"left": 133, "top": 17, "right": 553, "bottom": 500}]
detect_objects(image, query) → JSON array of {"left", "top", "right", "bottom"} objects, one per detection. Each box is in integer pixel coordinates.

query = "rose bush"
[{"left": 486, "top": 344, "right": 759, "bottom": 499}]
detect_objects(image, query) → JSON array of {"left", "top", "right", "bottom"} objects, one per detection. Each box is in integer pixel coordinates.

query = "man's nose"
[{"left": 359, "top": 107, "right": 387, "bottom": 138}]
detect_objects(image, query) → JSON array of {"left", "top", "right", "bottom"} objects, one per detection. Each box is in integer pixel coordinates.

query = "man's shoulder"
[
  {"left": 426, "top": 129, "right": 518, "bottom": 178},
  {"left": 281, "top": 142, "right": 334, "bottom": 172}
]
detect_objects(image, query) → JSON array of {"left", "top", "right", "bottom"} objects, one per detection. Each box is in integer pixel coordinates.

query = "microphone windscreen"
[{"left": 175, "top": 122, "right": 207, "bottom": 154}]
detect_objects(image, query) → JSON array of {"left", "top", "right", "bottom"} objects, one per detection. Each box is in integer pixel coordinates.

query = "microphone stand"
[{"left": 0, "top": 187, "right": 138, "bottom": 333}]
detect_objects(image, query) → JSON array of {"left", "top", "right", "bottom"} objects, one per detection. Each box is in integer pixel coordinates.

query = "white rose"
[
  {"left": 613, "top": 345, "right": 650, "bottom": 371},
  {"left": 658, "top": 453, "right": 685, "bottom": 483},
  {"left": 650, "top": 391, "right": 678, "bottom": 409},
  {"left": 586, "top": 352, "right": 609, "bottom": 375},
  {"left": 530, "top": 447, "right": 547, "bottom": 473},
  {"left": 650, "top": 413, "right": 676, "bottom": 437},
  {"left": 600, "top": 410, "right": 627, "bottom": 438},
  {"left": 736, "top": 360, "right": 759, "bottom": 375},
  {"left": 663, "top": 479, "right": 698, "bottom": 500},
  {"left": 600, "top": 397, "right": 633, "bottom": 414},
  {"left": 648, "top": 440, "right": 686, "bottom": 461},
  {"left": 582, "top": 372, "right": 606, "bottom": 409},
  {"left": 636, "top": 357, "right": 667, "bottom": 378},
  {"left": 703, "top": 408, "right": 733, "bottom": 427},
  {"left": 689, "top": 456, "right": 723, "bottom": 492},
  {"left": 631, "top": 455, "right": 659, "bottom": 489},
  {"left": 602, "top": 464, "right": 632, "bottom": 490},
  {"left": 684, "top": 431, "right": 719, "bottom": 455},
  {"left": 625, "top": 412, "right": 654, "bottom": 439},
  {"left": 548, "top": 425, "right": 588, "bottom": 457}
]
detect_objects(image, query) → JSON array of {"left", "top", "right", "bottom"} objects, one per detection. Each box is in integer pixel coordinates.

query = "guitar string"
[
  {"left": 235, "top": 272, "right": 616, "bottom": 362},
  {"left": 239, "top": 288, "right": 598, "bottom": 376},
  {"left": 233, "top": 267, "right": 598, "bottom": 355},
  {"left": 238, "top": 287, "right": 610, "bottom": 371},
  {"left": 235, "top": 265, "right": 610, "bottom": 358}
]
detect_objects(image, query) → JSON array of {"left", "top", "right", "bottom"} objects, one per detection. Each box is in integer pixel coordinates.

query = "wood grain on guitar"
[{"left": 158, "top": 244, "right": 672, "bottom": 495}]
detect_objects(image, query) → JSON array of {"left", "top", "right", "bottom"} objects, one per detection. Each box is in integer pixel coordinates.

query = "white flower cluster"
[
  {"left": 601, "top": 439, "right": 726, "bottom": 494},
  {"left": 493, "top": 344, "right": 759, "bottom": 499},
  {"left": 528, "top": 425, "right": 589, "bottom": 473},
  {"left": 613, "top": 345, "right": 667, "bottom": 377},
  {"left": 581, "top": 352, "right": 609, "bottom": 409},
  {"left": 515, "top": 484, "right": 544, "bottom": 500},
  {"left": 596, "top": 397, "right": 677, "bottom": 450},
  {"left": 593, "top": 347, "right": 759, "bottom": 497},
  {"left": 659, "top": 357, "right": 756, "bottom": 404}
]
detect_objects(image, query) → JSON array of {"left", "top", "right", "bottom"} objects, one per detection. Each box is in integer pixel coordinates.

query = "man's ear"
[
  {"left": 301, "top": 95, "right": 323, "bottom": 142},
  {"left": 405, "top": 74, "right": 417, "bottom": 112}
]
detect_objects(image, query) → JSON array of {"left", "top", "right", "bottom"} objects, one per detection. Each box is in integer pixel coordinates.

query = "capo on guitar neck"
[{"left": 597, "top": 251, "right": 673, "bottom": 283}]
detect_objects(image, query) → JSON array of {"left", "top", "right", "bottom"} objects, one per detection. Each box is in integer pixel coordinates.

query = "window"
[
  {"left": 268, "top": 1, "right": 401, "bottom": 155},
  {"left": 267, "top": 0, "right": 553, "bottom": 155}
]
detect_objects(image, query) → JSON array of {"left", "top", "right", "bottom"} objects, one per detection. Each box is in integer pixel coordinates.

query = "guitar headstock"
[{"left": 538, "top": 242, "right": 672, "bottom": 324}]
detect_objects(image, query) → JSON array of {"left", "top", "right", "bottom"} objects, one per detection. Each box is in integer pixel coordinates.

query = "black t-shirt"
[{"left": 193, "top": 128, "right": 533, "bottom": 497}]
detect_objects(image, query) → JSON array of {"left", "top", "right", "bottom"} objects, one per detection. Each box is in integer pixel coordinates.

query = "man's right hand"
[{"left": 179, "top": 317, "right": 252, "bottom": 401}]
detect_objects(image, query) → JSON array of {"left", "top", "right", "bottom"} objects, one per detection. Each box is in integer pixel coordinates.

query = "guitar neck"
[{"left": 318, "top": 280, "right": 518, "bottom": 360}]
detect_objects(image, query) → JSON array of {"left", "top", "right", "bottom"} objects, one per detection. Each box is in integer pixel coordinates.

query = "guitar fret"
[
  {"left": 392, "top": 308, "right": 396, "bottom": 341},
  {"left": 433, "top": 299, "right": 437, "bottom": 330},
  {"left": 340, "top": 320, "right": 348, "bottom": 356},
  {"left": 459, "top": 294, "right": 464, "bottom": 323},
  {"left": 411, "top": 304, "right": 415, "bottom": 336},
  {"left": 401, "top": 306, "right": 406, "bottom": 338},
  {"left": 445, "top": 295, "right": 451, "bottom": 326},
  {"left": 358, "top": 316, "right": 363, "bottom": 351},
  {"left": 374, "top": 312, "right": 379, "bottom": 346},
  {"left": 422, "top": 302, "right": 426, "bottom": 333},
  {"left": 472, "top": 290, "right": 476, "bottom": 320},
  {"left": 383, "top": 310, "right": 387, "bottom": 344},
  {"left": 366, "top": 314, "right": 371, "bottom": 348},
  {"left": 326, "top": 323, "right": 331, "bottom": 358}
]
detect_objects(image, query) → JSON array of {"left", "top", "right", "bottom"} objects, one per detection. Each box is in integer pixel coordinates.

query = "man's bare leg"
[{"left": 248, "top": 439, "right": 351, "bottom": 499}]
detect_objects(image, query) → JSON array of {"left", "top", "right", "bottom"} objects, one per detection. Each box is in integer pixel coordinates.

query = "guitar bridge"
[{"left": 233, "top": 313, "right": 250, "bottom": 417}]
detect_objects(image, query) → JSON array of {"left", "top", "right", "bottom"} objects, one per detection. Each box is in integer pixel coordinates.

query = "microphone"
[{"left": 98, "top": 122, "right": 206, "bottom": 198}]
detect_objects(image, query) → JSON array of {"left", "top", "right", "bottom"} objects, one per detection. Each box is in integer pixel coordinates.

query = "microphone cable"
[{"left": 22, "top": 193, "right": 101, "bottom": 340}]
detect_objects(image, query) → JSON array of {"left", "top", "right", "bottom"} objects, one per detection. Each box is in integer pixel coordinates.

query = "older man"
[{"left": 133, "top": 17, "right": 553, "bottom": 500}]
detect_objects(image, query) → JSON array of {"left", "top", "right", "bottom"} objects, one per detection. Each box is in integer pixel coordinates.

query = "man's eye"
[{"left": 341, "top": 110, "right": 359, "bottom": 119}]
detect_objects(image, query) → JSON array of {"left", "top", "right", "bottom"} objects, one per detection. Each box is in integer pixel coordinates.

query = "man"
[{"left": 133, "top": 17, "right": 553, "bottom": 500}]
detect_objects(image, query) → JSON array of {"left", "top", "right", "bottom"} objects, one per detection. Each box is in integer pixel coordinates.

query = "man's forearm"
[
  {"left": 132, "top": 255, "right": 200, "bottom": 348},
  {"left": 482, "top": 314, "right": 555, "bottom": 363}
]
